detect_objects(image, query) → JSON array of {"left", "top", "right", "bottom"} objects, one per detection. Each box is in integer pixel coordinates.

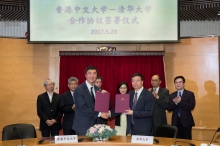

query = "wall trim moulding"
[{"left": 59, "top": 51, "right": 165, "bottom": 56}]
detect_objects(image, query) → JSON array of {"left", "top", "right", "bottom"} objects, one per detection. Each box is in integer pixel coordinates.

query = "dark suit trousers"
[
  {"left": 41, "top": 129, "right": 59, "bottom": 137},
  {"left": 177, "top": 116, "right": 192, "bottom": 140},
  {"left": 153, "top": 125, "right": 158, "bottom": 135},
  {"left": 75, "top": 130, "right": 86, "bottom": 136},
  {"left": 99, "top": 117, "right": 108, "bottom": 125},
  {"left": 131, "top": 123, "right": 136, "bottom": 135},
  {"left": 75, "top": 119, "right": 97, "bottom": 136},
  {"left": 63, "top": 129, "right": 76, "bottom": 135}
]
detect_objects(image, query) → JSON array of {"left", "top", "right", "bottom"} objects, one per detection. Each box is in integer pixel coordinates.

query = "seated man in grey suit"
[
  {"left": 125, "top": 73, "right": 155, "bottom": 136},
  {"left": 60, "top": 77, "right": 79, "bottom": 135},
  {"left": 149, "top": 74, "right": 169, "bottom": 134},
  {"left": 72, "top": 65, "right": 108, "bottom": 135}
]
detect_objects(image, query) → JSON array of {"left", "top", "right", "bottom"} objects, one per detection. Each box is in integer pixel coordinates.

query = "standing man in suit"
[
  {"left": 60, "top": 77, "right": 78, "bottom": 135},
  {"left": 149, "top": 74, "right": 169, "bottom": 134},
  {"left": 37, "top": 78, "right": 62, "bottom": 137},
  {"left": 72, "top": 65, "right": 109, "bottom": 135},
  {"left": 125, "top": 73, "right": 155, "bottom": 136},
  {"left": 94, "top": 75, "right": 108, "bottom": 125},
  {"left": 167, "top": 76, "right": 195, "bottom": 139}
]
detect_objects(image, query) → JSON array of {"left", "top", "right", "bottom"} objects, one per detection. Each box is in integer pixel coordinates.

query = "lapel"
[
  {"left": 181, "top": 89, "right": 186, "bottom": 99},
  {"left": 130, "top": 90, "right": 135, "bottom": 107},
  {"left": 157, "top": 87, "right": 162, "bottom": 97},
  {"left": 83, "top": 82, "right": 94, "bottom": 101},
  {"left": 135, "top": 88, "right": 145, "bottom": 108},
  {"left": 94, "top": 85, "right": 100, "bottom": 92},
  {"left": 173, "top": 91, "right": 178, "bottom": 98},
  {"left": 68, "top": 90, "right": 74, "bottom": 103},
  {"left": 44, "top": 92, "right": 51, "bottom": 104}
]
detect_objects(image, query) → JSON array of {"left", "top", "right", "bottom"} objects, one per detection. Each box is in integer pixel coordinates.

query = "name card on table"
[
  {"left": 55, "top": 135, "right": 78, "bottom": 144},
  {"left": 131, "top": 135, "right": 153, "bottom": 144}
]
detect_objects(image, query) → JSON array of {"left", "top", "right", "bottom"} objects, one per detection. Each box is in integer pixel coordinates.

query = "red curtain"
[{"left": 59, "top": 55, "right": 165, "bottom": 109}]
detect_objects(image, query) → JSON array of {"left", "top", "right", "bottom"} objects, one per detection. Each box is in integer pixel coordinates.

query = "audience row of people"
[{"left": 37, "top": 65, "right": 195, "bottom": 140}]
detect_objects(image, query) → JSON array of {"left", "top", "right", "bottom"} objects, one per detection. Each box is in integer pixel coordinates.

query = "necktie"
[
  {"left": 72, "top": 93, "right": 75, "bottom": 102},
  {"left": 178, "top": 92, "right": 182, "bottom": 117},
  {"left": 71, "top": 92, "right": 75, "bottom": 130},
  {"left": 132, "top": 93, "right": 138, "bottom": 124},
  {"left": 90, "top": 87, "right": 95, "bottom": 102}
]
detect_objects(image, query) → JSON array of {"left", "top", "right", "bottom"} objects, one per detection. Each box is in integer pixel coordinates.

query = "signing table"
[{"left": 0, "top": 136, "right": 217, "bottom": 146}]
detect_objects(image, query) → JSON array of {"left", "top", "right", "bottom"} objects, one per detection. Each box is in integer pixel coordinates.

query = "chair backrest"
[
  {"left": 2, "top": 123, "right": 37, "bottom": 141},
  {"left": 155, "top": 125, "right": 178, "bottom": 138}
]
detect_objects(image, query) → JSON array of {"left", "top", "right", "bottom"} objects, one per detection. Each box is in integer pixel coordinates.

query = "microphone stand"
[
  {"left": 209, "top": 127, "right": 220, "bottom": 146},
  {"left": 174, "top": 140, "right": 195, "bottom": 146},
  {"left": 13, "top": 127, "right": 26, "bottom": 146}
]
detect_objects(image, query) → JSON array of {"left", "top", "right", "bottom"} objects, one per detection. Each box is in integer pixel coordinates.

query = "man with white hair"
[{"left": 37, "top": 78, "right": 62, "bottom": 137}]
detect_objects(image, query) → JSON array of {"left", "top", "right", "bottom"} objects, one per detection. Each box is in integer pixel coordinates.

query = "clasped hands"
[
  {"left": 100, "top": 109, "right": 133, "bottom": 119},
  {"left": 173, "top": 96, "right": 181, "bottom": 104},
  {"left": 46, "top": 119, "right": 57, "bottom": 126},
  {"left": 148, "top": 88, "right": 159, "bottom": 99},
  {"left": 100, "top": 112, "right": 110, "bottom": 119},
  {"left": 72, "top": 104, "right": 75, "bottom": 110}
]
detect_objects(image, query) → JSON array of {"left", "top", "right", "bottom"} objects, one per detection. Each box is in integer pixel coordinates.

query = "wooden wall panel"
[
  {"left": 0, "top": 39, "right": 50, "bottom": 131},
  {"left": 0, "top": 37, "right": 219, "bottom": 141},
  {"left": 164, "top": 37, "right": 219, "bottom": 141}
]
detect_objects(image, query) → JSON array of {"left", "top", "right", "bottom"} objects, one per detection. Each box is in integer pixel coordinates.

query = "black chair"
[
  {"left": 2, "top": 123, "right": 37, "bottom": 141},
  {"left": 154, "top": 124, "right": 178, "bottom": 138}
]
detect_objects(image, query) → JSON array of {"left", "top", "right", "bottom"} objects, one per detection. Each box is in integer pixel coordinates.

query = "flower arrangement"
[{"left": 86, "top": 124, "right": 117, "bottom": 141}]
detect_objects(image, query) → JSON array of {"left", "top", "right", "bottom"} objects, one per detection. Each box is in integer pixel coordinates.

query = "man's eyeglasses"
[{"left": 174, "top": 81, "right": 183, "bottom": 84}]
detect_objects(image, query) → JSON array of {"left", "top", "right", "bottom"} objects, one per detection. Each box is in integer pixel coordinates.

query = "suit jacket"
[
  {"left": 126, "top": 88, "right": 155, "bottom": 136},
  {"left": 60, "top": 90, "right": 75, "bottom": 130},
  {"left": 167, "top": 89, "right": 195, "bottom": 127},
  {"left": 72, "top": 82, "right": 100, "bottom": 135},
  {"left": 152, "top": 88, "right": 169, "bottom": 128},
  {"left": 37, "top": 92, "right": 62, "bottom": 130}
]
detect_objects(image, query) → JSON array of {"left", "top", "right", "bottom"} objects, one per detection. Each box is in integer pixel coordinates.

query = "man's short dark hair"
[
  {"left": 96, "top": 75, "right": 102, "bottom": 81},
  {"left": 174, "top": 76, "right": 185, "bottom": 83},
  {"left": 84, "top": 65, "right": 98, "bottom": 74},
  {"left": 117, "top": 81, "right": 130, "bottom": 93},
  {"left": 131, "top": 73, "right": 144, "bottom": 81}
]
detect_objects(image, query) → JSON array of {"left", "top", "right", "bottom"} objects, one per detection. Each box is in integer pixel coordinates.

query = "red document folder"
[
  {"left": 115, "top": 94, "right": 130, "bottom": 113},
  {"left": 95, "top": 91, "right": 109, "bottom": 112}
]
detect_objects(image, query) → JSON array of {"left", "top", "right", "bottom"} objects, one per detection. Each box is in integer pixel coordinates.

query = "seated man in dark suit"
[
  {"left": 149, "top": 74, "right": 169, "bottom": 134},
  {"left": 125, "top": 73, "right": 155, "bottom": 136},
  {"left": 60, "top": 77, "right": 79, "bottom": 135},
  {"left": 72, "top": 65, "right": 108, "bottom": 135},
  {"left": 37, "top": 78, "right": 62, "bottom": 137},
  {"left": 167, "top": 76, "right": 195, "bottom": 140}
]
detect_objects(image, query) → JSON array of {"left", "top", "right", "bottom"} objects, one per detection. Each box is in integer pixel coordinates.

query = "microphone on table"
[
  {"left": 209, "top": 127, "right": 220, "bottom": 146},
  {"left": 173, "top": 140, "right": 195, "bottom": 146},
  {"left": 38, "top": 139, "right": 45, "bottom": 144},
  {"left": 13, "top": 127, "right": 26, "bottom": 146},
  {"left": 154, "top": 138, "right": 159, "bottom": 144}
]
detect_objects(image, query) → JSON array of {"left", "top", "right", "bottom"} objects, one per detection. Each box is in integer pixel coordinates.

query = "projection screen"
[{"left": 28, "top": 0, "right": 179, "bottom": 43}]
